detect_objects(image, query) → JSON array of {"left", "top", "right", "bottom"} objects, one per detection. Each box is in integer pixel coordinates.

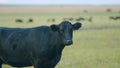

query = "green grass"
[{"left": 0, "top": 7, "right": 120, "bottom": 68}]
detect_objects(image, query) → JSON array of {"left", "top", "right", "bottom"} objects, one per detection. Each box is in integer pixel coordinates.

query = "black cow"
[
  {"left": 28, "top": 18, "right": 33, "bottom": 23},
  {"left": 109, "top": 16, "right": 120, "bottom": 20},
  {"left": 0, "top": 21, "right": 82, "bottom": 68},
  {"left": 88, "top": 16, "right": 93, "bottom": 22},
  {"left": 76, "top": 17, "right": 85, "bottom": 21},
  {"left": 16, "top": 19, "right": 23, "bottom": 23},
  {"left": 47, "top": 18, "right": 55, "bottom": 22}
]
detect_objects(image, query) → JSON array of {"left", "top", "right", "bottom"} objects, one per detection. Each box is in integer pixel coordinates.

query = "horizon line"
[{"left": 0, "top": 4, "right": 120, "bottom": 7}]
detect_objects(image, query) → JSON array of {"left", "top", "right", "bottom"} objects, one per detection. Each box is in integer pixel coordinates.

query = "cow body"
[
  {"left": 16, "top": 19, "right": 23, "bottom": 23},
  {"left": 0, "top": 21, "right": 81, "bottom": 68}
]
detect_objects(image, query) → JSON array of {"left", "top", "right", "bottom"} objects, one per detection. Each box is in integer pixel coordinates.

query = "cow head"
[{"left": 50, "top": 21, "right": 82, "bottom": 46}]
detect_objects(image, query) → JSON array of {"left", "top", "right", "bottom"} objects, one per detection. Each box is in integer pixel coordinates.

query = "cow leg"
[
  {"left": 48, "top": 54, "right": 62, "bottom": 68},
  {"left": 40, "top": 54, "right": 62, "bottom": 68},
  {"left": 0, "top": 60, "right": 2, "bottom": 68},
  {"left": 33, "top": 59, "right": 42, "bottom": 68},
  {"left": 33, "top": 54, "right": 61, "bottom": 68},
  {"left": 34, "top": 64, "right": 41, "bottom": 68},
  {"left": 0, "top": 63, "right": 2, "bottom": 68},
  {"left": 33, "top": 61, "right": 54, "bottom": 68}
]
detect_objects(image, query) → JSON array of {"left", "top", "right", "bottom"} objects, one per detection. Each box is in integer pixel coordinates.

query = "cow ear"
[
  {"left": 50, "top": 24, "right": 59, "bottom": 32},
  {"left": 73, "top": 22, "right": 82, "bottom": 30}
]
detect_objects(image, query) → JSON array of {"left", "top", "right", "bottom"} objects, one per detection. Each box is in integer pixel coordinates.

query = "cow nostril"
[{"left": 65, "top": 40, "right": 73, "bottom": 45}]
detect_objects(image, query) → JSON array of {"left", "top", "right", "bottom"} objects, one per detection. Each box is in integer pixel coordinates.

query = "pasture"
[{"left": 0, "top": 6, "right": 120, "bottom": 68}]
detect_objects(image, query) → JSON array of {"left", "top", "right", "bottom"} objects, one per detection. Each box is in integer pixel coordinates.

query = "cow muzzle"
[{"left": 65, "top": 40, "right": 73, "bottom": 46}]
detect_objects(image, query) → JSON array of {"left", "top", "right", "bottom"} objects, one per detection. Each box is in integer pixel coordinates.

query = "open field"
[
  {"left": 0, "top": 6, "right": 120, "bottom": 13},
  {"left": 0, "top": 6, "right": 120, "bottom": 68}
]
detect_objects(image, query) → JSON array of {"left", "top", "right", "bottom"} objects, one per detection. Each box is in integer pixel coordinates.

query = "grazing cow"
[
  {"left": 16, "top": 19, "right": 23, "bottom": 23},
  {"left": 109, "top": 16, "right": 120, "bottom": 20},
  {"left": 0, "top": 21, "right": 82, "bottom": 68},
  {"left": 76, "top": 17, "right": 85, "bottom": 21},
  {"left": 51, "top": 18, "right": 55, "bottom": 22},
  {"left": 83, "top": 10, "right": 88, "bottom": 13},
  {"left": 115, "top": 16, "right": 120, "bottom": 20},
  {"left": 28, "top": 18, "right": 33, "bottom": 23},
  {"left": 88, "top": 16, "right": 93, "bottom": 22},
  {"left": 47, "top": 18, "right": 55, "bottom": 22},
  {"left": 63, "top": 17, "right": 74, "bottom": 21}
]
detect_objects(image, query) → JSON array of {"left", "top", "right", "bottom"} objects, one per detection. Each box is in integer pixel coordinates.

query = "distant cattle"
[
  {"left": 76, "top": 17, "right": 85, "bottom": 21},
  {"left": 88, "top": 16, "right": 93, "bottom": 22},
  {"left": 28, "top": 18, "right": 33, "bottom": 23},
  {"left": 16, "top": 19, "right": 23, "bottom": 23},
  {"left": 63, "top": 17, "right": 74, "bottom": 21},
  {"left": 0, "top": 21, "right": 82, "bottom": 68},
  {"left": 83, "top": 10, "right": 88, "bottom": 13},
  {"left": 47, "top": 18, "right": 56, "bottom": 22},
  {"left": 63, "top": 17, "right": 85, "bottom": 22},
  {"left": 106, "top": 9, "right": 112, "bottom": 12},
  {"left": 109, "top": 16, "right": 120, "bottom": 20}
]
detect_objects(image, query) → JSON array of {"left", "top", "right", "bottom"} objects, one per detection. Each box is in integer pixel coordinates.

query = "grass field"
[{"left": 0, "top": 6, "right": 120, "bottom": 68}]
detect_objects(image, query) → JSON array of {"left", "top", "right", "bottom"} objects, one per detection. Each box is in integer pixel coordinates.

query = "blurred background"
[{"left": 0, "top": 0, "right": 120, "bottom": 68}]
